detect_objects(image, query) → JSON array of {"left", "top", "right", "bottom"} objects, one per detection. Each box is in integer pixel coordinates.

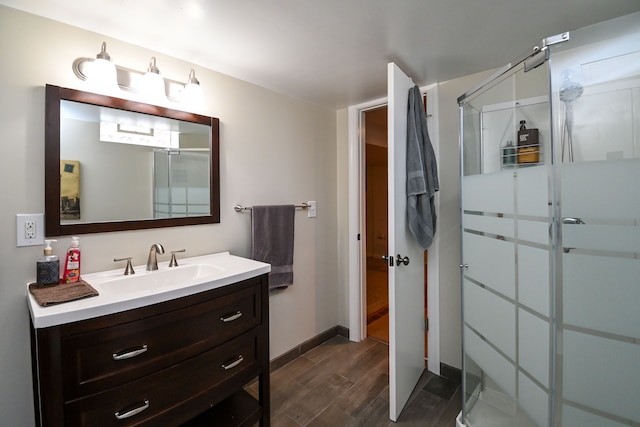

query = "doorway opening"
[
  {"left": 363, "top": 105, "right": 390, "bottom": 343},
  {"left": 363, "top": 104, "right": 429, "bottom": 359},
  {"left": 348, "top": 83, "right": 440, "bottom": 374}
]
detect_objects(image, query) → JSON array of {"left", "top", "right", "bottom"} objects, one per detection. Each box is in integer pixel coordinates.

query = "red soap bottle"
[{"left": 63, "top": 236, "right": 81, "bottom": 283}]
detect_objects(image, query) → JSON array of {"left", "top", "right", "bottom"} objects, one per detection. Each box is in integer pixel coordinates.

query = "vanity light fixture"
[{"left": 72, "top": 42, "right": 205, "bottom": 109}]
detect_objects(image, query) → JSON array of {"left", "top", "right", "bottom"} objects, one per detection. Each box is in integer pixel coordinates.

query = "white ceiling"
[{"left": 3, "top": 0, "right": 640, "bottom": 109}]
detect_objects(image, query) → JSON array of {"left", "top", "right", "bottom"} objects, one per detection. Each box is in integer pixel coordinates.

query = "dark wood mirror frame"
[{"left": 45, "top": 84, "right": 220, "bottom": 236}]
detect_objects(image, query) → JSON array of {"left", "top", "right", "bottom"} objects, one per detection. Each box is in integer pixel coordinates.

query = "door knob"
[{"left": 396, "top": 254, "right": 410, "bottom": 266}]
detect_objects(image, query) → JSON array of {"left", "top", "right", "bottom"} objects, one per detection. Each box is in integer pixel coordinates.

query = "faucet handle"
[
  {"left": 114, "top": 257, "right": 135, "bottom": 275},
  {"left": 169, "top": 249, "right": 186, "bottom": 267}
]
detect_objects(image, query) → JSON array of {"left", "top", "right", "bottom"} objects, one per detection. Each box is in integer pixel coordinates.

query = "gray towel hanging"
[
  {"left": 406, "top": 85, "right": 439, "bottom": 249},
  {"left": 251, "top": 205, "right": 295, "bottom": 290}
]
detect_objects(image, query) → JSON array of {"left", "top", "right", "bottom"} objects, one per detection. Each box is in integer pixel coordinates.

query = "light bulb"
[
  {"left": 141, "top": 57, "right": 167, "bottom": 104},
  {"left": 85, "top": 42, "right": 119, "bottom": 96},
  {"left": 182, "top": 69, "right": 205, "bottom": 109}
]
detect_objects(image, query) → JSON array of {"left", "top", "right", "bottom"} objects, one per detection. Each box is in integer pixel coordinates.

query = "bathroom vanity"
[{"left": 28, "top": 252, "right": 270, "bottom": 426}]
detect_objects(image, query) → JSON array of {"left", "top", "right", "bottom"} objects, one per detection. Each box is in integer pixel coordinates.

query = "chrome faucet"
[{"left": 146, "top": 243, "right": 165, "bottom": 271}]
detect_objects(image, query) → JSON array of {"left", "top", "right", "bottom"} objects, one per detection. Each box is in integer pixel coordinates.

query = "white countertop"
[{"left": 27, "top": 252, "right": 270, "bottom": 329}]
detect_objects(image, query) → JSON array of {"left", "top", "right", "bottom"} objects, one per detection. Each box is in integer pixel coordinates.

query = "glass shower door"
[
  {"left": 550, "top": 14, "right": 640, "bottom": 426},
  {"left": 460, "top": 59, "right": 552, "bottom": 427},
  {"left": 459, "top": 12, "right": 640, "bottom": 427}
]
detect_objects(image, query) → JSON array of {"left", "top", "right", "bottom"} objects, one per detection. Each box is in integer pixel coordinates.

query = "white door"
[{"left": 387, "top": 62, "right": 426, "bottom": 421}]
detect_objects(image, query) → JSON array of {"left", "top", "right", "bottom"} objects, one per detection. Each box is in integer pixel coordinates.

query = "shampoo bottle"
[
  {"left": 63, "top": 236, "right": 81, "bottom": 283},
  {"left": 517, "top": 120, "right": 540, "bottom": 163},
  {"left": 37, "top": 240, "right": 59, "bottom": 286}
]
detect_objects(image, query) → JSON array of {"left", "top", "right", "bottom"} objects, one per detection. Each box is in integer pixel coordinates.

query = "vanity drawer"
[
  {"left": 64, "top": 330, "right": 259, "bottom": 427},
  {"left": 61, "top": 284, "right": 260, "bottom": 398}
]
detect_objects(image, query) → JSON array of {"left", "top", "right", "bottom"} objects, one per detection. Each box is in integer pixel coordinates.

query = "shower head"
[{"left": 560, "top": 69, "right": 584, "bottom": 103}]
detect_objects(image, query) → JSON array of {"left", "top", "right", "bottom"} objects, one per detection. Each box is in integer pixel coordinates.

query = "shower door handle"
[
  {"left": 561, "top": 217, "right": 586, "bottom": 253},
  {"left": 563, "top": 217, "right": 585, "bottom": 225},
  {"left": 549, "top": 217, "right": 586, "bottom": 238}
]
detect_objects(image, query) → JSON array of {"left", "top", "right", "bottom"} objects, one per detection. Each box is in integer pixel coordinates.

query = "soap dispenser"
[
  {"left": 63, "top": 236, "right": 81, "bottom": 283},
  {"left": 37, "top": 240, "right": 59, "bottom": 286}
]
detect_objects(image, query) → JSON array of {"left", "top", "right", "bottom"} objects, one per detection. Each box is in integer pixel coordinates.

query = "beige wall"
[
  {"left": 0, "top": 6, "right": 339, "bottom": 425},
  {"left": 436, "top": 69, "right": 497, "bottom": 368}
]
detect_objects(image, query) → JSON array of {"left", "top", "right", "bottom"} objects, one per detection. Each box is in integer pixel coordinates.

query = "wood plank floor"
[{"left": 248, "top": 335, "right": 461, "bottom": 426}]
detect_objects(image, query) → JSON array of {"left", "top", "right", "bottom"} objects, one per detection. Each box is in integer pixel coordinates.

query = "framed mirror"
[{"left": 45, "top": 84, "right": 220, "bottom": 236}]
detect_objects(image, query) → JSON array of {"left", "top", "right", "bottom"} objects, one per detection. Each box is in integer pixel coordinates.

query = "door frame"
[{"left": 347, "top": 84, "right": 441, "bottom": 375}]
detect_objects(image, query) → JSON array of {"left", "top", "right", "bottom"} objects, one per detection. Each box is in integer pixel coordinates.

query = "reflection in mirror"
[{"left": 46, "top": 85, "right": 220, "bottom": 236}]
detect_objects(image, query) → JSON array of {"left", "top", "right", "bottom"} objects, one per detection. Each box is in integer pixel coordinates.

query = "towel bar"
[{"left": 234, "top": 203, "right": 310, "bottom": 212}]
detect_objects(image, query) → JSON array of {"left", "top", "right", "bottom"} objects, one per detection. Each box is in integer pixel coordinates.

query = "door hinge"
[{"left": 357, "top": 233, "right": 361, "bottom": 241}]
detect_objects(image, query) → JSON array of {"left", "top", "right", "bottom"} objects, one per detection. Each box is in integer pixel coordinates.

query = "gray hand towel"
[
  {"left": 251, "top": 205, "right": 295, "bottom": 290},
  {"left": 406, "top": 85, "right": 439, "bottom": 249}
]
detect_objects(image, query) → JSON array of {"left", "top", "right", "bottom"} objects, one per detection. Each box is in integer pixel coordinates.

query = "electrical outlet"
[
  {"left": 17, "top": 213, "right": 45, "bottom": 247},
  {"left": 25, "top": 220, "right": 36, "bottom": 239}
]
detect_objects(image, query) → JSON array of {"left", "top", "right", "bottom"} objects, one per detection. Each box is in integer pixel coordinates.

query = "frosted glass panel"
[
  {"left": 563, "top": 224, "right": 640, "bottom": 254},
  {"left": 463, "top": 232, "right": 515, "bottom": 298},
  {"left": 464, "top": 214, "right": 514, "bottom": 239},
  {"left": 463, "top": 171, "right": 514, "bottom": 214},
  {"left": 188, "top": 205, "right": 210, "bottom": 215},
  {"left": 564, "top": 253, "right": 640, "bottom": 339},
  {"left": 518, "top": 245, "right": 550, "bottom": 316},
  {"left": 516, "top": 165, "right": 549, "bottom": 217},
  {"left": 562, "top": 159, "right": 640, "bottom": 221},
  {"left": 188, "top": 187, "right": 209, "bottom": 204},
  {"left": 518, "top": 373, "right": 548, "bottom": 427},
  {"left": 171, "top": 187, "right": 187, "bottom": 203},
  {"left": 464, "top": 279, "right": 515, "bottom": 360},
  {"left": 562, "top": 405, "right": 629, "bottom": 427},
  {"left": 465, "top": 325, "right": 516, "bottom": 398},
  {"left": 518, "top": 309, "right": 549, "bottom": 386},
  {"left": 563, "top": 330, "right": 640, "bottom": 422},
  {"left": 517, "top": 220, "right": 549, "bottom": 245},
  {"left": 156, "top": 188, "right": 169, "bottom": 203}
]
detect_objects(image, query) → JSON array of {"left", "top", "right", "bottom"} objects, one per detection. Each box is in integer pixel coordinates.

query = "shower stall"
[
  {"left": 457, "top": 12, "right": 640, "bottom": 427},
  {"left": 153, "top": 149, "right": 211, "bottom": 218}
]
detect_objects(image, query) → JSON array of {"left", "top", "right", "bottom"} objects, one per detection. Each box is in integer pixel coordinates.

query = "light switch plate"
[
  {"left": 17, "top": 213, "right": 45, "bottom": 247},
  {"left": 307, "top": 201, "right": 317, "bottom": 218}
]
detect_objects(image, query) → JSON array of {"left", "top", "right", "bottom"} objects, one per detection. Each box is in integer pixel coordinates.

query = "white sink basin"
[
  {"left": 93, "top": 263, "right": 226, "bottom": 295},
  {"left": 27, "top": 251, "right": 271, "bottom": 328}
]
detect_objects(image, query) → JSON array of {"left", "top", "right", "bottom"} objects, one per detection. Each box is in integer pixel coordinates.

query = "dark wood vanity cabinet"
[{"left": 31, "top": 275, "right": 270, "bottom": 427}]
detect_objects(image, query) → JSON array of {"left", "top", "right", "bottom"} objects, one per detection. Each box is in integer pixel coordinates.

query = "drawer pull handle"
[
  {"left": 220, "top": 311, "right": 243, "bottom": 323},
  {"left": 112, "top": 345, "right": 148, "bottom": 361},
  {"left": 222, "top": 355, "right": 244, "bottom": 370},
  {"left": 114, "top": 399, "right": 149, "bottom": 420}
]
